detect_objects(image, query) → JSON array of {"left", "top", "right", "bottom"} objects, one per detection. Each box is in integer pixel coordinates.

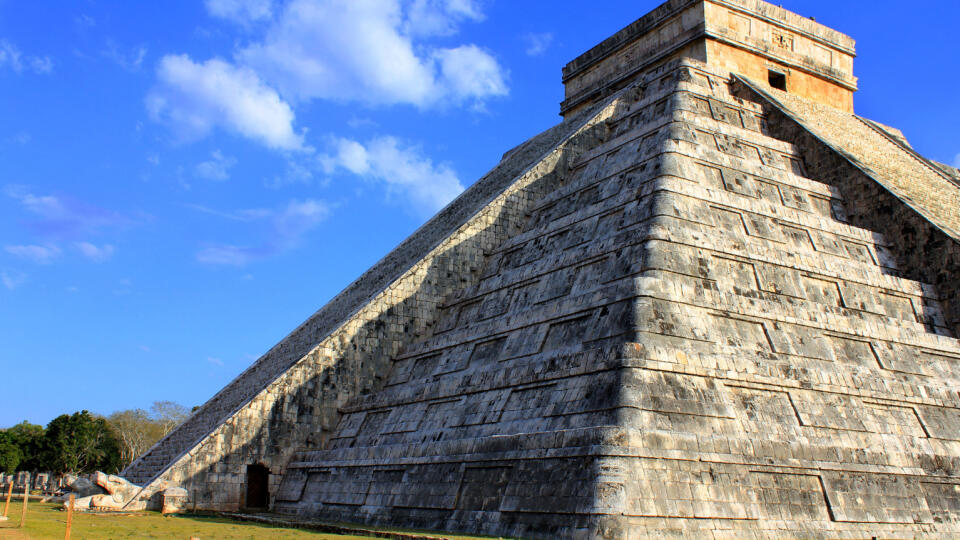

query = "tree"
[
  {"left": 0, "top": 432, "right": 22, "bottom": 473},
  {"left": 5, "top": 421, "right": 45, "bottom": 471},
  {"left": 150, "top": 401, "right": 189, "bottom": 436},
  {"left": 106, "top": 401, "right": 190, "bottom": 470},
  {"left": 107, "top": 409, "right": 165, "bottom": 470},
  {"left": 44, "top": 411, "right": 121, "bottom": 474}
]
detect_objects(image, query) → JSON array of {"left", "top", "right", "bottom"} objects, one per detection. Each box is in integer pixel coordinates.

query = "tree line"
[{"left": 0, "top": 401, "right": 190, "bottom": 475}]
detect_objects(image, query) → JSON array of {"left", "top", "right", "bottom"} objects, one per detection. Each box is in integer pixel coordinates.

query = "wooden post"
[
  {"left": 18, "top": 473, "right": 29, "bottom": 528},
  {"left": 2, "top": 480, "right": 12, "bottom": 518},
  {"left": 64, "top": 494, "right": 75, "bottom": 540}
]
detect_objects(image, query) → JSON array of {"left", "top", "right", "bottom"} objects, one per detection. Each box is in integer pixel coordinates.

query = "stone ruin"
[
  {"left": 121, "top": 0, "right": 960, "bottom": 538},
  {"left": 57, "top": 472, "right": 188, "bottom": 513},
  {"left": 0, "top": 471, "right": 188, "bottom": 514},
  {"left": 1, "top": 472, "right": 61, "bottom": 495}
]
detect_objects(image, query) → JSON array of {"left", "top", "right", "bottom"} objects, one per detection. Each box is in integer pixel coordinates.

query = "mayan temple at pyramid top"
[
  {"left": 121, "top": 0, "right": 960, "bottom": 537},
  {"left": 561, "top": 0, "right": 857, "bottom": 116}
]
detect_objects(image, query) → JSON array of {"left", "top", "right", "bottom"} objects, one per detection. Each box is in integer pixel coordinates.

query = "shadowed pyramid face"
[
  {"left": 123, "top": 2, "right": 960, "bottom": 539},
  {"left": 262, "top": 60, "right": 960, "bottom": 538}
]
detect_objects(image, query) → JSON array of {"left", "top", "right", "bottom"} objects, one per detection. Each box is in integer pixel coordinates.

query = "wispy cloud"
[
  {"left": 75, "top": 14, "right": 96, "bottom": 29},
  {"left": 102, "top": 40, "right": 147, "bottom": 71},
  {"left": 207, "top": 356, "right": 225, "bottom": 366},
  {"left": 953, "top": 152, "right": 960, "bottom": 169},
  {"left": 265, "top": 159, "right": 313, "bottom": 188},
  {"left": 113, "top": 278, "right": 133, "bottom": 295},
  {"left": 347, "top": 117, "right": 378, "bottom": 130},
  {"left": 321, "top": 135, "right": 463, "bottom": 214},
  {"left": 523, "top": 32, "right": 553, "bottom": 57},
  {"left": 0, "top": 39, "right": 52, "bottom": 74},
  {"left": 4, "top": 133, "right": 31, "bottom": 145},
  {"left": 205, "top": 0, "right": 275, "bottom": 24},
  {"left": 185, "top": 203, "right": 271, "bottom": 221},
  {"left": 195, "top": 150, "right": 238, "bottom": 181},
  {"left": 5, "top": 244, "right": 62, "bottom": 264},
  {"left": 194, "top": 199, "right": 331, "bottom": 265},
  {"left": 31, "top": 57, "right": 53, "bottom": 74},
  {"left": 1, "top": 270, "right": 27, "bottom": 290},
  {"left": 5, "top": 185, "right": 135, "bottom": 239},
  {"left": 74, "top": 242, "right": 115, "bottom": 262}
]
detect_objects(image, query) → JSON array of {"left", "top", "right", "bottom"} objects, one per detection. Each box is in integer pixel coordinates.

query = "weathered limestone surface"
[
  {"left": 124, "top": 0, "right": 960, "bottom": 537},
  {"left": 63, "top": 474, "right": 106, "bottom": 498},
  {"left": 122, "top": 83, "right": 616, "bottom": 509},
  {"left": 733, "top": 77, "right": 960, "bottom": 338},
  {"left": 66, "top": 472, "right": 150, "bottom": 512},
  {"left": 561, "top": 0, "right": 857, "bottom": 117},
  {"left": 269, "top": 62, "right": 960, "bottom": 538}
]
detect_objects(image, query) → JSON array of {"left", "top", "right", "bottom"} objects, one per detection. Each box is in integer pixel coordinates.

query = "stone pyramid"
[{"left": 123, "top": 0, "right": 960, "bottom": 537}]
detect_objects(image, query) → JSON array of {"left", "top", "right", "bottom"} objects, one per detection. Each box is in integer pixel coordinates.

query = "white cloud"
[
  {"left": 444, "top": 0, "right": 483, "bottom": 18},
  {"left": 322, "top": 136, "right": 463, "bottom": 213},
  {"left": 195, "top": 199, "right": 331, "bottom": 265},
  {"left": 405, "top": 0, "right": 484, "bottom": 37},
  {"left": 206, "top": 0, "right": 274, "bottom": 23},
  {"left": 149, "top": 0, "right": 503, "bottom": 151},
  {"left": 434, "top": 45, "right": 507, "bottom": 100},
  {"left": 240, "top": 0, "right": 435, "bottom": 106},
  {"left": 0, "top": 40, "right": 52, "bottom": 74},
  {"left": 953, "top": 153, "right": 960, "bottom": 169},
  {"left": 147, "top": 55, "right": 306, "bottom": 151},
  {"left": 239, "top": 0, "right": 506, "bottom": 107},
  {"left": 195, "top": 150, "right": 238, "bottom": 181},
  {"left": 75, "top": 242, "right": 115, "bottom": 262},
  {"left": 523, "top": 32, "right": 553, "bottom": 56},
  {"left": 1, "top": 271, "right": 27, "bottom": 290},
  {"left": 5, "top": 244, "right": 62, "bottom": 264}
]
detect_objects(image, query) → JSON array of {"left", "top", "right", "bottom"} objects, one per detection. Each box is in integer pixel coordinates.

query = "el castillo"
[{"left": 16, "top": 0, "right": 960, "bottom": 538}]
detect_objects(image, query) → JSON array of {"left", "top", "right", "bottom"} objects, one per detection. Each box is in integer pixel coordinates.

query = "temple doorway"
[{"left": 246, "top": 463, "right": 270, "bottom": 509}]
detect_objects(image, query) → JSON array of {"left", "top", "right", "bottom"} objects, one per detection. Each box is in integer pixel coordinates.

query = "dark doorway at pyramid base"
[{"left": 246, "top": 463, "right": 270, "bottom": 509}]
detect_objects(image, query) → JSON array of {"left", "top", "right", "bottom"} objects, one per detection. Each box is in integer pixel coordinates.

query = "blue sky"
[{"left": 1, "top": 0, "right": 958, "bottom": 428}]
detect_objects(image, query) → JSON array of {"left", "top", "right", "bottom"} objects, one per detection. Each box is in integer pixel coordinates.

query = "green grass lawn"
[{"left": 0, "top": 501, "right": 500, "bottom": 540}]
